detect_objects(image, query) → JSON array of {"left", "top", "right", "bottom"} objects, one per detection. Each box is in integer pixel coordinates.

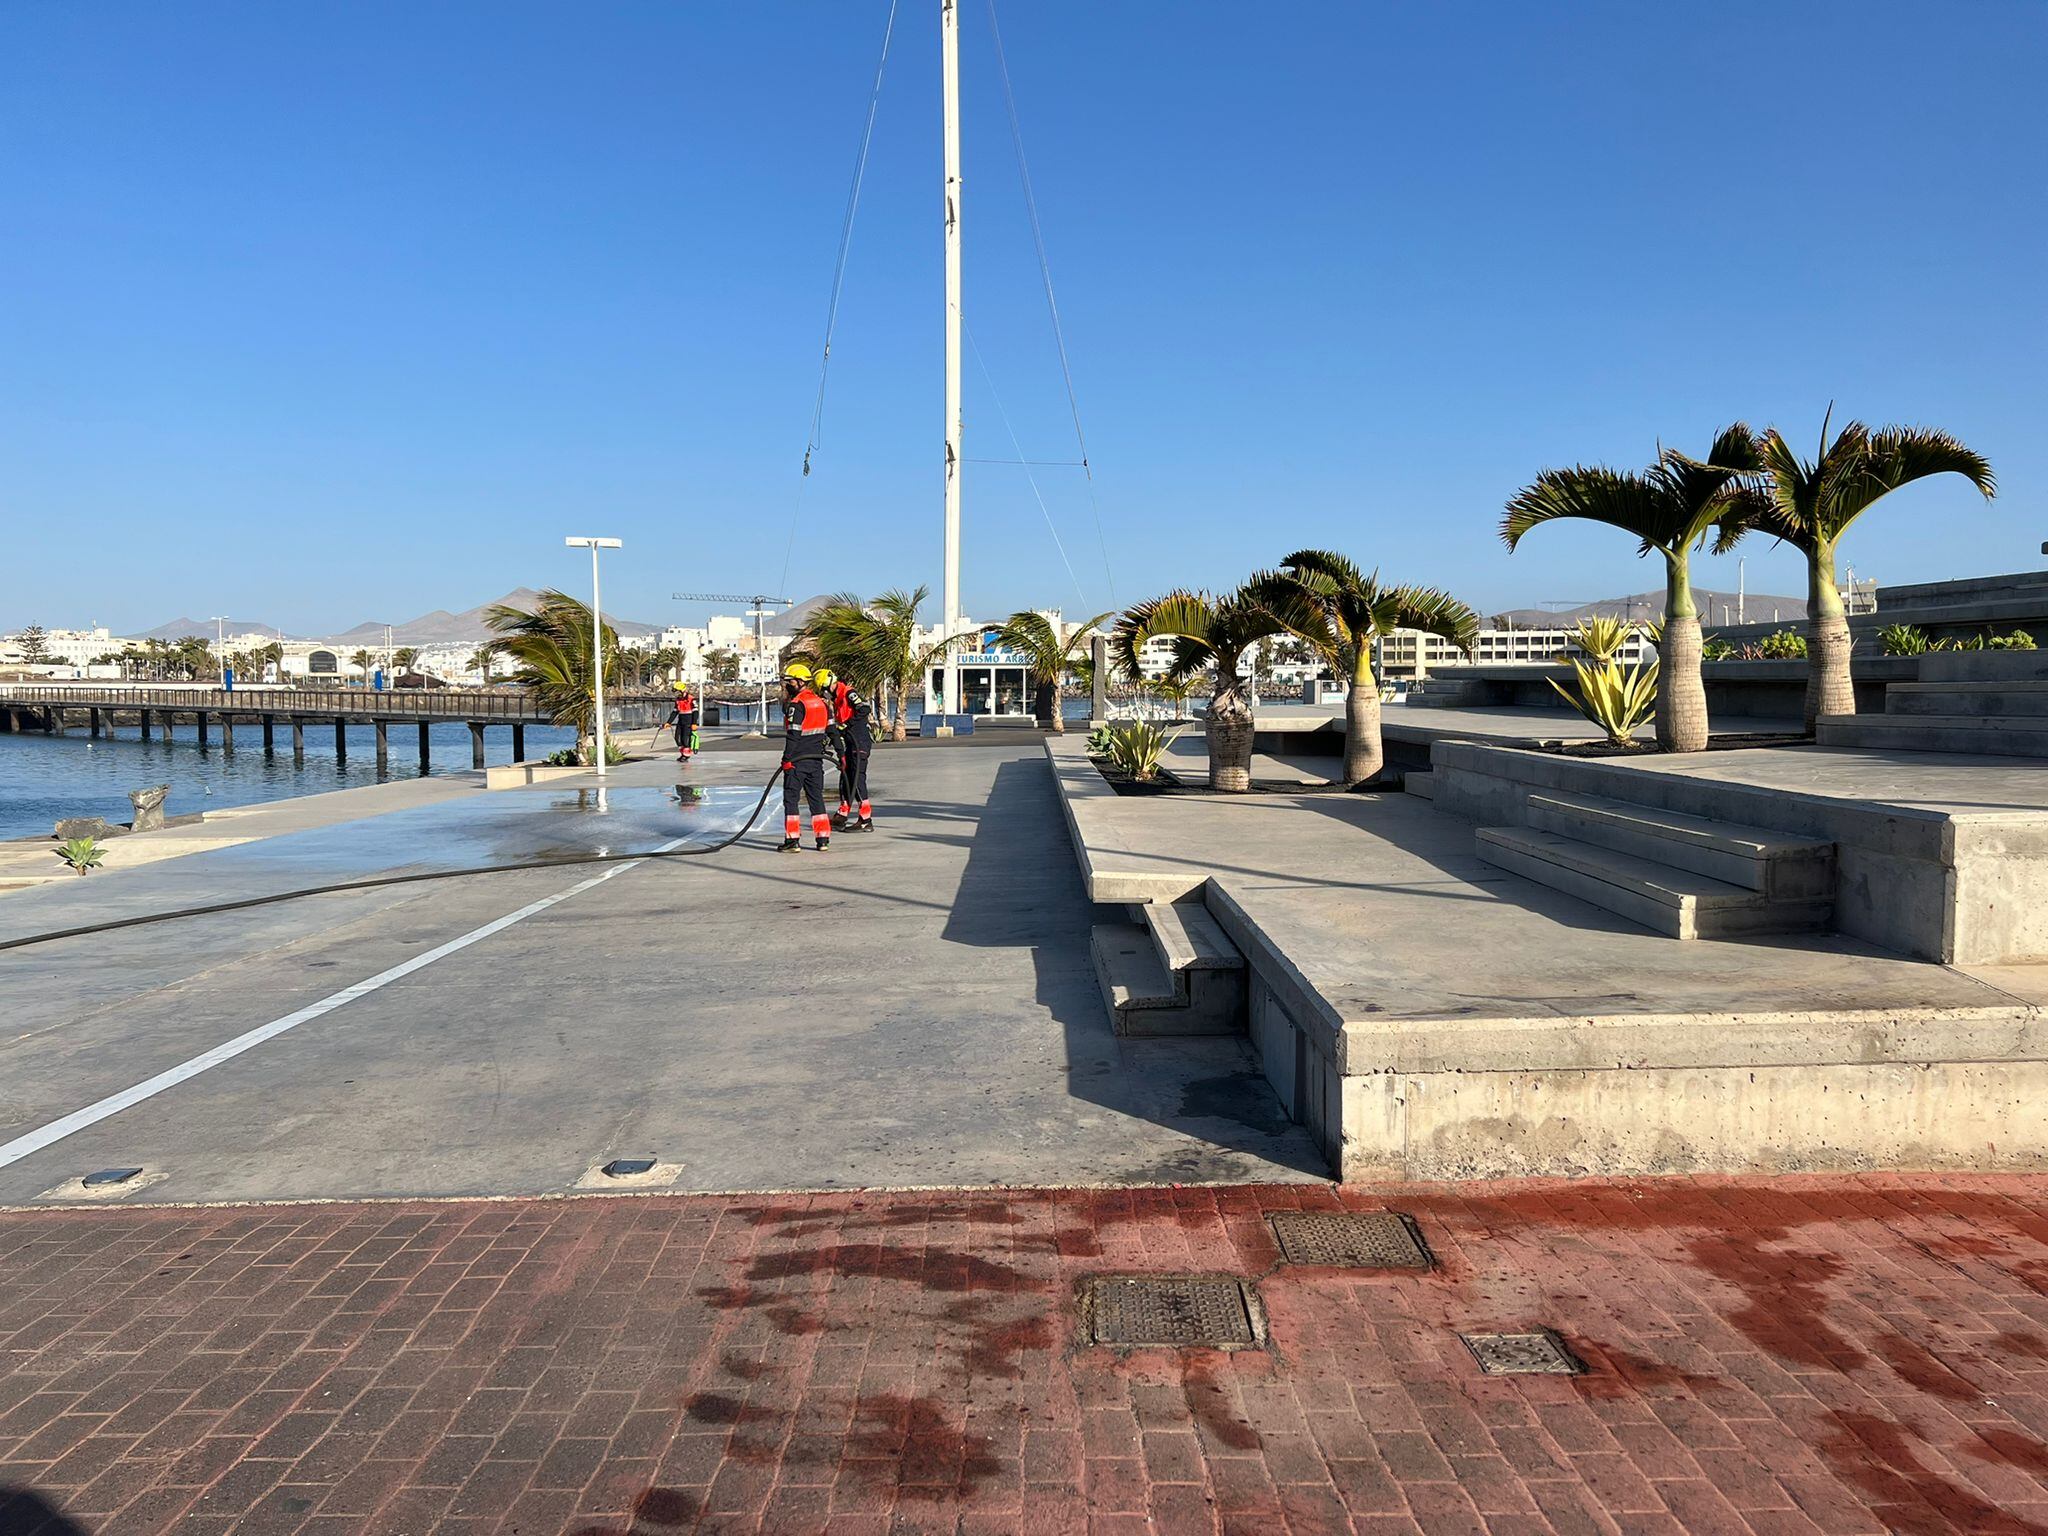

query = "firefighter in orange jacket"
[
  {"left": 816, "top": 668, "right": 875, "bottom": 831},
  {"left": 667, "top": 681, "right": 699, "bottom": 762},
  {"left": 778, "top": 663, "right": 831, "bottom": 853}
]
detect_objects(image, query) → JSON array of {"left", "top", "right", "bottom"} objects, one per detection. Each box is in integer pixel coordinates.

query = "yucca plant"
[
  {"left": 1103, "top": 720, "right": 1184, "bottom": 783},
  {"left": 1741, "top": 412, "right": 1995, "bottom": 727},
  {"left": 1550, "top": 658, "right": 1659, "bottom": 747},
  {"left": 1113, "top": 585, "right": 1286, "bottom": 792},
  {"left": 1246, "top": 551, "right": 1477, "bottom": 788},
  {"left": 1504, "top": 426, "right": 1770, "bottom": 752},
  {"left": 1563, "top": 616, "right": 1632, "bottom": 664},
  {"left": 55, "top": 837, "right": 105, "bottom": 875}
]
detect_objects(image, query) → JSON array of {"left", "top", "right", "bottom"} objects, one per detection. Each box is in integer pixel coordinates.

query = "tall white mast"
[{"left": 939, "top": 0, "right": 964, "bottom": 728}]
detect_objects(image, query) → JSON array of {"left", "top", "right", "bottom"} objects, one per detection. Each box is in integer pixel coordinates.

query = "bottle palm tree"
[
  {"left": 991, "top": 610, "right": 1111, "bottom": 733},
  {"left": 1745, "top": 411, "right": 1994, "bottom": 728},
  {"left": 1249, "top": 552, "right": 1478, "bottom": 787},
  {"left": 485, "top": 589, "right": 621, "bottom": 763},
  {"left": 1502, "top": 425, "right": 1769, "bottom": 752},
  {"left": 1113, "top": 584, "right": 1286, "bottom": 792}
]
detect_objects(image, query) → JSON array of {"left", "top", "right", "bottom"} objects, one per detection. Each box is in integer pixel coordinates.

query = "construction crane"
[{"left": 671, "top": 592, "right": 794, "bottom": 734}]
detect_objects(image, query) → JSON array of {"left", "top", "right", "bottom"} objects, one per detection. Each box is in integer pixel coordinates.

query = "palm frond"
[
  {"left": 1113, "top": 591, "right": 1219, "bottom": 679},
  {"left": 1374, "top": 584, "right": 1480, "bottom": 653},
  {"left": 1502, "top": 466, "right": 1665, "bottom": 553}
]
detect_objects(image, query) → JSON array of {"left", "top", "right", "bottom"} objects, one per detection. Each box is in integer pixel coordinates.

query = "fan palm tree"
[
  {"left": 1249, "top": 552, "right": 1479, "bottom": 787},
  {"left": 1502, "top": 424, "right": 1770, "bottom": 752},
  {"left": 795, "top": 586, "right": 960, "bottom": 741},
  {"left": 485, "top": 588, "right": 622, "bottom": 762},
  {"left": 1113, "top": 584, "right": 1286, "bottom": 792},
  {"left": 1745, "top": 411, "right": 1995, "bottom": 728},
  {"left": 992, "top": 610, "right": 1112, "bottom": 733}
]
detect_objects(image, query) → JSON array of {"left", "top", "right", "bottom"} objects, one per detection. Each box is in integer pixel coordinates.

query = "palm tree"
[
  {"left": 1250, "top": 552, "right": 1478, "bottom": 787},
  {"left": 468, "top": 645, "right": 497, "bottom": 685},
  {"left": 992, "top": 610, "right": 1111, "bottom": 733},
  {"left": 1746, "top": 411, "right": 1995, "bottom": 728},
  {"left": 1113, "top": 584, "right": 1286, "bottom": 792},
  {"left": 348, "top": 648, "right": 376, "bottom": 684},
  {"left": 1502, "top": 425, "right": 1769, "bottom": 752},
  {"left": 485, "top": 588, "right": 622, "bottom": 762},
  {"left": 795, "top": 586, "right": 959, "bottom": 741},
  {"left": 392, "top": 646, "right": 420, "bottom": 676}
]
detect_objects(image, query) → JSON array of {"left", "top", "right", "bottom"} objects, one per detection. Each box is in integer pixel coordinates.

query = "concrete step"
[
  {"left": 1523, "top": 791, "right": 1834, "bottom": 898},
  {"left": 1474, "top": 826, "right": 1834, "bottom": 940},
  {"left": 1090, "top": 906, "right": 1246, "bottom": 1036},
  {"left": 1404, "top": 771, "right": 1437, "bottom": 800},
  {"left": 1816, "top": 713, "right": 2048, "bottom": 757},
  {"left": 1916, "top": 650, "right": 2048, "bottom": 684},
  {"left": 1885, "top": 681, "right": 2048, "bottom": 718}
]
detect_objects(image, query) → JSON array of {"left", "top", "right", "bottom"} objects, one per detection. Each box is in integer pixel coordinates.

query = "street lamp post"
[{"left": 566, "top": 537, "right": 623, "bottom": 777}]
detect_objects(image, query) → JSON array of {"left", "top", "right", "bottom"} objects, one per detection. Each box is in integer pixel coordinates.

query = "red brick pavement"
[{"left": 2, "top": 1176, "right": 2047, "bottom": 1535}]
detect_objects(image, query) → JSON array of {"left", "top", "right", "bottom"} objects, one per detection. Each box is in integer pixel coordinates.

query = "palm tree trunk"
[
  {"left": 1341, "top": 652, "right": 1383, "bottom": 787},
  {"left": 1206, "top": 678, "right": 1255, "bottom": 792},
  {"left": 1047, "top": 677, "right": 1063, "bottom": 734},
  {"left": 890, "top": 674, "right": 909, "bottom": 741},
  {"left": 1804, "top": 541, "right": 1853, "bottom": 731},
  {"left": 1658, "top": 553, "right": 1708, "bottom": 753}
]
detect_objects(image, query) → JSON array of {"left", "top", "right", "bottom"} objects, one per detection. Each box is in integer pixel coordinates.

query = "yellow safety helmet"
[
  {"left": 813, "top": 668, "right": 837, "bottom": 690},
  {"left": 782, "top": 661, "right": 813, "bottom": 683},
  {"left": 673, "top": 680, "right": 690, "bottom": 691}
]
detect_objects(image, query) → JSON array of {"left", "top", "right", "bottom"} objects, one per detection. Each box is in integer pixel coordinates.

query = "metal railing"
[{"left": 0, "top": 685, "right": 674, "bottom": 723}]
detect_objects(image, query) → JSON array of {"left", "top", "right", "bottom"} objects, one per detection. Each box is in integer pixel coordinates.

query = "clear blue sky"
[{"left": 3, "top": 1, "right": 2042, "bottom": 636}]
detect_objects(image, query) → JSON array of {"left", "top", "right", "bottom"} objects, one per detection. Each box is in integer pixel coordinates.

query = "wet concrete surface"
[{"left": 0, "top": 745, "right": 1323, "bottom": 1204}]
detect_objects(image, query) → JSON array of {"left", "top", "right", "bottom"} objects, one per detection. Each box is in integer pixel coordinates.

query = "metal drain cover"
[
  {"left": 1086, "top": 1275, "right": 1257, "bottom": 1348},
  {"left": 1460, "top": 1330, "right": 1584, "bottom": 1375},
  {"left": 1270, "top": 1210, "right": 1431, "bottom": 1269}
]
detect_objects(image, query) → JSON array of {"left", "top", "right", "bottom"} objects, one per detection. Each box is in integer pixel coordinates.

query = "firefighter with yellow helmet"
[{"left": 778, "top": 662, "right": 831, "bottom": 852}]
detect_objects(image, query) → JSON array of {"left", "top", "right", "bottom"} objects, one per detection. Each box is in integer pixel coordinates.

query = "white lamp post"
[{"left": 565, "top": 537, "right": 623, "bottom": 777}]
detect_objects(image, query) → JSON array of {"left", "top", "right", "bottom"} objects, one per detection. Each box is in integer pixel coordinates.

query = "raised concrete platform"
[
  {"left": 1046, "top": 734, "right": 2048, "bottom": 1182},
  {"left": 1435, "top": 737, "right": 2048, "bottom": 964}
]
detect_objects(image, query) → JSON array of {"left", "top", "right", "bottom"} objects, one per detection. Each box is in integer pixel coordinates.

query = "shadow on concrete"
[
  {"left": 941, "top": 757, "right": 1325, "bottom": 1179},
  {"left": 0, "top": 1488, "right": 91, "bottom": 1535}
]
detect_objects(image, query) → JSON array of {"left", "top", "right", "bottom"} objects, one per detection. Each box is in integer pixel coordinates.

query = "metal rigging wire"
[
  {"left": 781, "top": 0, "right": 902, "bottom": 595},
  {"left": 984, "top": 0, "right": 1115, "bottom": 604},
  {"left": 966, "top": 320, "right": 1088, "bottom": 609}
]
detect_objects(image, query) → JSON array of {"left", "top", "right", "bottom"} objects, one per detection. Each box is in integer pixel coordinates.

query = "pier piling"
[
  {"left": 417, "top": 721, "right": 430, "bottom": 770},
  {"left": 469, "top": 722, "right": 486, "bottom": 768},
  {"left": 221, "top": 716, "right": 236, "bottom": 751},
  {"left": 138, "top": 708, "right": 152, "bottom": 741},
  {"left": 89, "top": 707, "right": 103, "bottom": 738},
  {"left": 195, "top": 713, "right": 208, "bottom": 748},
  {"left": 333, "top": 718, "right": 346, "bottom": 761},
  {"left": 512, "top": 723, "right": 526, "bottom": 762},
  {"left": 292, "top": 719, "right": 305, "bottom": 762},
  {"left": 374, "top": 720, "right": 388, "bottom": 771},
  {"left": 262, "top": 715, "right": 275, "bottom": 753}
]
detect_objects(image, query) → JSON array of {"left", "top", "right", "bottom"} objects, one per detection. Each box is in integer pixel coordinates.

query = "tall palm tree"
[
  {"left": 795, "top": 586, "right": 959, "bottom": 741},
  {"left": 1250, "top": 552, "right": 1478, "bottom": 787},
  {"left": 1113, "top": 584, "right": 1286, "bottom": 792},
  {"left": 1746, "top": 411, "right": 1995, "bottom": 728},
  {"left": 468, "top": 645, "right": 497, "bottom": 684},
  {"left": 348, "top": 647, "right": 376, "bottom": 684},
  {"left": 992, "top": 610, "right": 1111, "bottom": 733},
  {"left": 1502, "top": 425, "right": 1769, "bottom": 752},
  {"left": 485, "top": 588, "right": 622, "bottom": 762}
]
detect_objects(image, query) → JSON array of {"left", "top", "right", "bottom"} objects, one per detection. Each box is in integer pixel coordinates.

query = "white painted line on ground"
[{"left": 0, "top": 837, "right": 692, "bottom": 1172}]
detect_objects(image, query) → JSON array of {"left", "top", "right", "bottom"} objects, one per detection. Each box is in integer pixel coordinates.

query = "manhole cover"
[
  {"left": 1460, "top": 1330, "right": 1584, "bottom": 1375},
  {"left": 1269, "top": 1210, "right": 1431, "bottom": 1269},
  {"left": 1085, "top": 1275, "right": 1258, "bottom": 1348}
]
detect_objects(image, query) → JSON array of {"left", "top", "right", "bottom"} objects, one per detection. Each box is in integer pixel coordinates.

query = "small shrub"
[
  {"left": 1754, "top": 628, "right": 1807, "bottom": 660},
  {"left": 1990, "top": 629, "right": 2037, "bottom": 651},
  {"left": 1548, "top": 658, "right": 1659, "bottom": 746},
  {"left": 55, "top": 837, "right": 105, "bottom": 875},
  {"left": 1700, "top": 639, "right": 1737, "bottom": 662},
  {"left": 1878, "top": 624, "right": 1931, "bottom": 656},
  {"left": 1103, "top": 720, "right": 1183, "bottom": 782},
  {"left": 543, "top": 747, "right": 580, "bottom": 766},
  {"left": 1085, "top": 725, "right": 1115, "bottom": 756}
]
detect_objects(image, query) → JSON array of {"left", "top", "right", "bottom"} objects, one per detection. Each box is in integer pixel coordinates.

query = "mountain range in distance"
[
  {"left": 132, "top": 585, "right": 1812, "bottom": 647},
  {"left": 1490, "top": 587, "right": 1805, "bottom": 628},
  {"left": 140, "top": 590, "right": 669, "bottom": 646}
]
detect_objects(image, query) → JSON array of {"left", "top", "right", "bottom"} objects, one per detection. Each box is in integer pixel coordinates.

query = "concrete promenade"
[
  {"left": 0, "top": 740, "right": 1318, "bottom": 1206},
  {"left": 2, "top": 1175, "right": 2046, "bottom": 1533}
]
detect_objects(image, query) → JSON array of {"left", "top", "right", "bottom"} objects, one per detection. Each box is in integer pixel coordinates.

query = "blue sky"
[{"left": 3, "top": 1, "right": 2042, "bottom": 636}]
